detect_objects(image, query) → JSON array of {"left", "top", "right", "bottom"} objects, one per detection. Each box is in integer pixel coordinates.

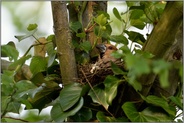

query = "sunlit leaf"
[
  {"left": 27, "top": 23, "right": 38, "bottom": 31},
  {"left": 94, "top": 14, "right": 107, "bottom": 26}
]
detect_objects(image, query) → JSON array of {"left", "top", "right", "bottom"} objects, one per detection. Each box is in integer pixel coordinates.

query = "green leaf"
[
  {"left": 27, "top": 23, "right": 38, "bottom": 31},
  {"left": 96, "top": 111, "right": 127, "bottom": 122},
  {"left": 88, "top": 85, "right": 109, "bottom": 109},
  {"left": 30, "top": 56, "right": 47, "bottom": 76},
  {"left": 126, "top": 1, "right": 140, "bottom": 7},
  {"left": 113, "top": 7, "right": 122, "bottom": 21},
  {"left": 104, "top": 75, "right": 122, "bottom": 105},
  {"left": 21, "top": 109, "right": 41, "bottom": 122},
  {"left": 1, "top": 43, "right": 19, "bottom": 61},
  {"left": 51, "top": 97, "right": 84, "bottom": 122},
  {"left": 79, "top": 41, "right": 92, "bottom": 53},
  {"left": 130, "top": 9, "right": 144, "bottom": 19},
  {"left": 101, "top": 24, "right": 112, "bottom": 38},
  {"left": 96, "top": 111, "right": 110, "bottom": 122},
  {"left": 8, "top": 55, "right": 31, "bottom": 70},
  {"left": 140, "top": 95, "right": 176, "bottom": 117},
  {"left": 111, "top": 62, "right": 126, "bottom": 75},
  {"left": 59, "top": 83, "right": 82, "bottom": 111},
  {"left": 76, "top": 32, "right": 86, "bottom": 38},
  {"left": 46, "top": 34, "right": 55, "bottom": 42},
  {"left": 46, "top": 42, "right": 56, "bottom": 67},
  {"left": 47, "top": 52, "right": 56, "bottom": 67},
  {"left": 169, "top": 96, "right": 182, "bottom": 110},
  {"left": 141, "top": 106, "right": 173, "bottom": 122},
  {"left": 70, "top": 108, "right": 92, "bottom": 122},
  {"left": 15, "top": 29, "right": 37, "bottom": 42},
  {"left": 29, "top": 82, "right": 60, "bottom": 110},
  {"left": 122, "top": 102, "right": 162, "bottom": 122},
  {"left": 1, "top": 70, "right": 15, "bottom": 96},
  {"left": 153, "top": 60, "right": 171, "bottom": 88},
  {"left": 6, "top": 101, "right": 21, "bottom": 114},
  {"left": 94, "top": 14, "right": 107, "bottom": 26},
  {"left": 15, "top": 80, "right": 36, "bottom": 93},
  {"left": 124, "top": 30, "right": 146, "bottom": 43},
  {"left": 125, "top": 54, "right": 150, "bottom": 76},
  {"left": 125, "top": 53, "right": 150, "bottom": 91},
  {"left": 70, "top": 21, "right": 82, "bottom": 33},
  {"left": 122, "top": 102, "right": 141, "bottom": 122},
  {"left": 111, "top": 51, "right": 124, "bottom": 59},
  {"left": 110, "top": 35, "right": 129, "bottom": 45},
  {"left": 130, "top": 19, "right": 145, "bottom": 29},
  {"left": 15, "top": 80, "right": 37, "bottom": 98}
]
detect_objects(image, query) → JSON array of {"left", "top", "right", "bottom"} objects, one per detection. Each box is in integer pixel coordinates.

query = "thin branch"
[{"left": 80, "top": 68, "right": 114, "bottom": 117}]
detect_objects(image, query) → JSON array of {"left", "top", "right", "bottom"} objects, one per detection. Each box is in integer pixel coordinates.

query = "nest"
[{"left": 77, "top": 61, "right": 125, "bottom": 86}]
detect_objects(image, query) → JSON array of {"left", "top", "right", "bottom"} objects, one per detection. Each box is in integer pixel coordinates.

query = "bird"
[{"left": 95, "top": 43, "right": 121, "bottom": 68}]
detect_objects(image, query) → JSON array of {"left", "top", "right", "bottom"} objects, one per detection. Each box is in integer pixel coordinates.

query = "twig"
[{"left": 80, "top": 68, "right": 114, "bottom": 117}]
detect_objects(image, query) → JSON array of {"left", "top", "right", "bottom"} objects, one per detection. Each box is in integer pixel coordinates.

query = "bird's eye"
[{"left": 108, "top": 46, "right": 113, "bottom": 50}]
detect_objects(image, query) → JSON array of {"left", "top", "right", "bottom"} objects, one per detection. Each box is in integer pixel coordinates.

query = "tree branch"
[
  {"left": 140, "top": 1, "right": 183, "bottom": 96},
  {"left": 51, "top": 1, "right": 78, "bottom": 85}
]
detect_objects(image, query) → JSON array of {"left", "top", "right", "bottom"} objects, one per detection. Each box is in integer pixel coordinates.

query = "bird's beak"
[{"left": 96, "top": 44, "right": 106, "bottom": 53}]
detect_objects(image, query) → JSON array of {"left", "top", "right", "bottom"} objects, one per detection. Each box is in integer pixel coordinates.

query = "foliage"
[{"left": 1, "top": 1, "right": 183, "bottom": 122}]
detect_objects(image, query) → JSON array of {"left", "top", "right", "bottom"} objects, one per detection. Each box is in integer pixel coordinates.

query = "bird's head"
[{"left": 96, "top": 43, "right": 117, "bottom": 59}]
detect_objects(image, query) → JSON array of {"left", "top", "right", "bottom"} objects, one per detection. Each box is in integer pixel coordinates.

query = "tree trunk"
[
  {"left": 127, "top": 1, "right": 183, "bottom": 102},
  {"left": 139, "top": 1, "right": 183, "bottom": 97},
  {"left": 51, "top": 1, "right": 78, "bottom": 85}
]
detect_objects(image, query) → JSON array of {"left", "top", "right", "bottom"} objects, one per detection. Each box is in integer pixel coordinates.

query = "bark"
[
  {"left": 152, "top": 23, "right": 183, "bottom": 97},
  {"left": 139, "top": 1, "right": 183, "bottom": 97},
  {"left": 83, "top": 1, "right": 107, "bottom": 57},
  {"left": 51, "top": 1, "right": 78, "bottom": 85}
]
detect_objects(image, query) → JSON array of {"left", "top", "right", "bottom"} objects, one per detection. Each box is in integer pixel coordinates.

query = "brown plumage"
[{"left": 96, "top": 43, "right": 121, "bottom": 68}]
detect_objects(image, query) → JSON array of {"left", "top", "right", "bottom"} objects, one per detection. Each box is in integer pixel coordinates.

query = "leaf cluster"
[{"left": 1, "top": 1, "right": 183, "bottom": 122}]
